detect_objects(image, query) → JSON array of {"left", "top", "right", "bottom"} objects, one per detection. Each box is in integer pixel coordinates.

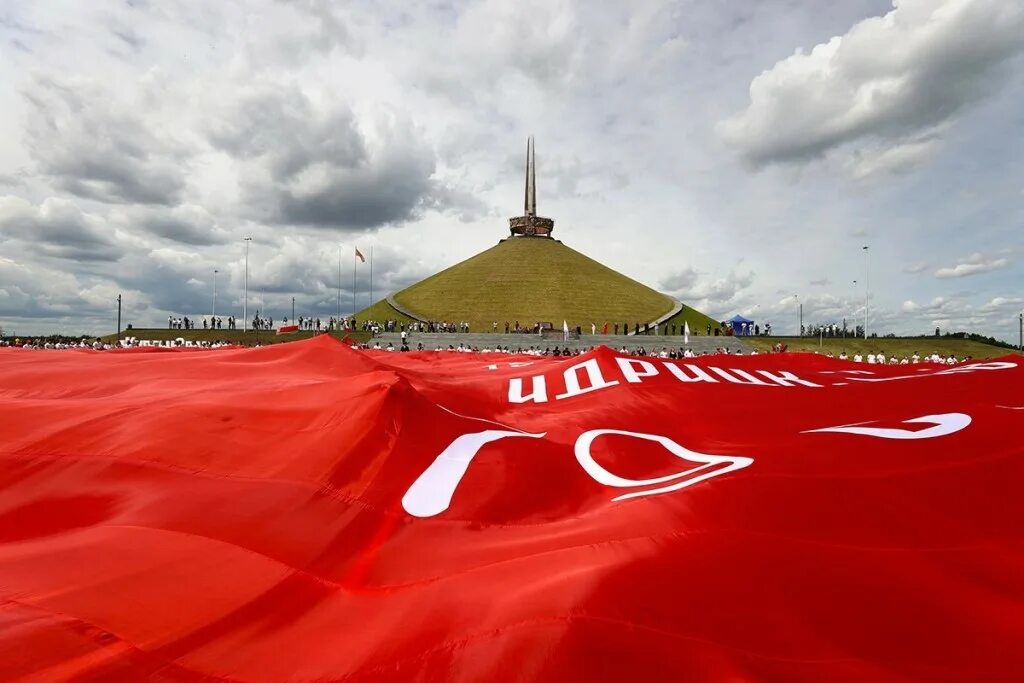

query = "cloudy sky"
[{"left": 1, "top": 0, "right": 1022, "bottom": 340}]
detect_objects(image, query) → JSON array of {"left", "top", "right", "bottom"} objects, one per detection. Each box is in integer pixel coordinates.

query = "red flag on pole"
[{"left": 355, "top": 248, "right": 365, "bottom": 263}]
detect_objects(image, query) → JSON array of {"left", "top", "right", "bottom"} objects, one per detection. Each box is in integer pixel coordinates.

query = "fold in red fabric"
[{"left": 0, "top": 336, "right": 1021, "bottom": 682}]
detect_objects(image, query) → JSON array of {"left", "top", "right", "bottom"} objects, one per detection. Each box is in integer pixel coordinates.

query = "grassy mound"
[
  {"left": 355, "top": 299, "right": 418, "bottom": 328},
  {"left": 655, "top": 304, "right": 723, "bottom": 336},
  {"left": 743, "top": 336, "right": 1020, "bottom": 359},
  {"left": 360, "top": 238, "right": 686, "bottom": 330}
]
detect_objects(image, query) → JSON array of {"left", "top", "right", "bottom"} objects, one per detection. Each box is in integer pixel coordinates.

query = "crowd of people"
[
  {"left": 360, "top": 319, "right": 471, "bottom": 334},
  {"left": 170, "top": 315, "right": 238, "bottom": 330},
  {"left": 354, "top": 342, "right": 971, "bottom": 364},
  {"left": 835, "top": 351, "right": 967, "bottom": 365},
  {"left": 0, "top": 338, "right": 115, "bottom": 350},
  {"left": 360, "top": 318, "right": 752, "bottom": 337}
]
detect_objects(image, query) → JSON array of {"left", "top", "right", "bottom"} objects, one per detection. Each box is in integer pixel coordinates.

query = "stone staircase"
[{"left": 371, "top": 332, "right": 748, "bottom": 354}]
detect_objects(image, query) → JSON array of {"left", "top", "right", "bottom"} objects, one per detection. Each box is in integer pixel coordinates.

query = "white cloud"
[
  {"left": 717, "top": 0, "right": 1024, "bottom": 173},
  {"left": 903, "top": 262, "right": 930, "bottom": 274},
  {"left": 981, "top": 296, "right": 1023, "bottom": 311},
  {"left": 661, "top": 268, "right": 754, "bottom": 313},
  {"left": 846, "top": 134, "right": 939, "bottom": 180},
  {"left": 935, "top": 253, "right": 1010, "bottom": 278}
]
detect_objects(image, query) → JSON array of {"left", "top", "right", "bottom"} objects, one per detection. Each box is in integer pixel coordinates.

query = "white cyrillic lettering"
[
  {"left": 402, "top": 430, "right": 546, "bottom": 517},
  {"left": 756, "top": 370, "right": 822, "bottom": 388},
  {"left": 803, "top": 413, "right": 971, "bottom": 440},
  {"left": 663, "top": 362, "right": 717, "bottom": 383},
  {"left": 556, "top": 358, "right": 620, "bottom": 400},
  {"left": 709, "top": 367, "right": 773, "bottom": 386},
  {"left": 508, "top": 375, "right": 548, "bottom": 404},
  {"left": 932, "top": 361, "right": 1017, "bottom": 375},
  {"left": 616, "top": 357, "right": 659, "bottom": 384},
  {"left": 574, "top": 429, "right": 754, "bottom": 502}
]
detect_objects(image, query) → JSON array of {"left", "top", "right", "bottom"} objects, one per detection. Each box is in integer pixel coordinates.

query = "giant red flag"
[{"left": 0, "top": 337, "right": 1022, "bottom": 681}]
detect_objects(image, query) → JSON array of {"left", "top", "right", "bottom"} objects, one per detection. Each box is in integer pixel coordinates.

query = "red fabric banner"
[
  {"left": 276, "top": 324, "right": 299, "bottom": 335},
  {"left": 0, "top": 336, "right": 1022, "bottom": 681}
]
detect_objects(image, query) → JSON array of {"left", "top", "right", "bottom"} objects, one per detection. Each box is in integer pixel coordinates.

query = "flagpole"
[
  {"left": 352, "top": 248, "right": 357, "bottom": 318},
  {"left": 369, "top": 246, "right": 374, "bottom": 305},
  {"left": 863, "top": 245, "right": 870, "bottom": 340},
  {"left": 337, "top": 244, "right": 342, "bottom": 321}
]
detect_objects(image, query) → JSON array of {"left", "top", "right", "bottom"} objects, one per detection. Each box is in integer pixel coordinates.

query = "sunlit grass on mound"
[
  {"left": 357, "top": 237, "right": 710, "bottom": 331},
  {"left": 743, "top": 335, "right": 1020, "bottom": 359},
  {"left": 355, "top": 299, "right": 419, "bottom": 327},
  {"left": 654, "top": 304, "right": 724, "bottom": 337}
]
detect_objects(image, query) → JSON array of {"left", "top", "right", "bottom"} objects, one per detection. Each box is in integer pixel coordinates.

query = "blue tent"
[{"left": 727, "top": 314, "right": 755, "bottom": 336}]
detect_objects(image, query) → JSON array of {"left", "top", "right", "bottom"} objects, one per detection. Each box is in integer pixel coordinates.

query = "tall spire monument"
[{"left": 509, "top": 136, "right": 555, "bottom": 238}]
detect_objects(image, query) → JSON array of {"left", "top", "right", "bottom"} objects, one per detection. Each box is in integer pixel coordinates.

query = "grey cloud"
[
  {"left": 416, "top": 182, "right": 492, "bottom": 223},
  {"left": 131, "top": 205, "right": 231, "bottom": 246},
  {"left": 0, "top": 196, "right": 124, "bottom": 262},
  {"left": 276, "top": 153, "right": 434, "bottom": 229},
  {"left": 276, "top": 0, "right": 359, "bottom": 59},
  {"left": 243, "top": 241, "right": 433, "bottom": 302},
  {"left": 0, "top": 254, "right": 121, "bottom": 320},
  {"left": 22, "top": 74, "right": 187, "bottom": 206},
  {"left": 810, "top": 278, "right": 830, "bottom": 286},
  {"left": 718, "top": 0, "right": 1024, "bottom": 169},
  {"left": 113, "top": 251, "right": 222, "bottom": 315},
  {"left": 208, "top": 87, "right": 440, "bottom": 230},
  {"left": 111, "top": 28, "right": 144, "bottom": 53},
  {"left": 662, "top": 267, "right": 754, "bottom": 307},
  {"left": 660, "top": 267, "right": 699, "bottom": 292}
]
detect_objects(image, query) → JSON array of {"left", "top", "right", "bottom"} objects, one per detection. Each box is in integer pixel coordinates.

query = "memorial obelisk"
[{"left": 508, "top": 136, "right": 555, "bottom": 238}]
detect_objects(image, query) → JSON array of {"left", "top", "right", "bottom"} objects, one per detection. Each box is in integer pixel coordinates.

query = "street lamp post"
[
  {"left": 793, "top": 294, "right": 801, "bottom": 336},
  {"left": 1019, "top": 311, "right": 1022, "bottom": 351},
  {"left": 213, "top": 269, "right": 218, "bottom": 320},
  {"left": 863, "top": 245, "right": 870, "bottom": 339},
  {"left": 337, "top": 244, "right": 342, "bottom": 321},
  {"left": 243, "top": 237, "right": 252, "bottom": 334}
]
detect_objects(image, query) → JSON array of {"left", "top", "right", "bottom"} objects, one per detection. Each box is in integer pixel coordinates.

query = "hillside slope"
[{"left": 365, "top": 238, "right": 688, "bottom": 331}]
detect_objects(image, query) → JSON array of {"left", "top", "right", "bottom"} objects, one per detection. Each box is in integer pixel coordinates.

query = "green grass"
[
  {"left": 355, "top": 299, "right": 419, "bottom": 327},
  {"left": 100, "top": 328, "right": 372, "bottom": 346},
  {"left": 358, "top": 237, "right": 696, "bottom": 330},
  {"left": 743, "top": 335, "right": 1021, "bottom": 359},
  {"left": 656, "top": 304, "right": 723, "bottom": 337}
]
